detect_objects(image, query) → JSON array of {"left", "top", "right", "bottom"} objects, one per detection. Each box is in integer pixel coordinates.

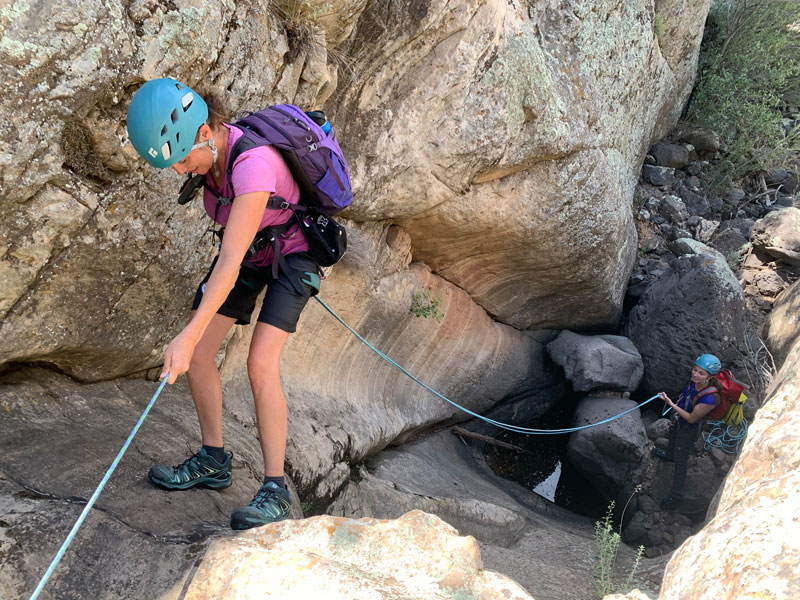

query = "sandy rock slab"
[{"left": 182, "top": 510, "right": 533, "bottom": 600}]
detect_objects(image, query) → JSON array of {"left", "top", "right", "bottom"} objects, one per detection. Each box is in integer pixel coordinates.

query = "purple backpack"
[
  {"left": 231, "top": 105, "right": 352, "bottom": 216},
  {"left": 215, "top": 105, "right": 352, "bottom": 278}
]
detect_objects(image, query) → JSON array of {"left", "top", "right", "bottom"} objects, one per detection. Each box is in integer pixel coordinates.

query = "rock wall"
[{"left": 0, "top": 0, "right": 709, "bottom": 380}]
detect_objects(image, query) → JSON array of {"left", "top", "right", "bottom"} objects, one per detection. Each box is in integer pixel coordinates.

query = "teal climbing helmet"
[
  {"left": 694, "top": 353, "right": 721, "bottom": 375},
  {"left": 126, "top": 78, "right": 208, "bottom": 168}
]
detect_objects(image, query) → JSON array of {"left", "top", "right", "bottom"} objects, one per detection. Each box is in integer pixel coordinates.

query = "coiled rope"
[
  {"left": 661, "top": 405, "right": 748, "bottom": 454},
  {"left": 703, "top": 418, "right": 748, "bottom": 454}
]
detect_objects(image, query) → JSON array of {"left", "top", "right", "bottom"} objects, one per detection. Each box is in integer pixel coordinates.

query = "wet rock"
[{"left": 545, "top": 331, "right": 644, "bottom": 392}]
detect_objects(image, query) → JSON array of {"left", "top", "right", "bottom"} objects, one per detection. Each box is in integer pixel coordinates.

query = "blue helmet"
[
  {"left": 126, "top": 78, "right": 208, "bottom": 168},
  {"left": 694, "top": 354, "right": 721, "bottom": 375}
]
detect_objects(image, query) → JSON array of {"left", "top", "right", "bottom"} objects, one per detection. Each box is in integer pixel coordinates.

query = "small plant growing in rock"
[
  {"left": 410, "top": 289, "right": 445, "bottom": 322},
  {"left": 593, "top": 500, "right": 645, "bottom": 599}
]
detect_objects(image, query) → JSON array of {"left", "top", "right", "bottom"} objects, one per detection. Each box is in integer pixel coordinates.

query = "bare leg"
[
  {"left": 186, "top": 312, "right": 237, "bottom": 447},
  {"left": 247, "top": 322, "right": 290, "bottom": 476}
]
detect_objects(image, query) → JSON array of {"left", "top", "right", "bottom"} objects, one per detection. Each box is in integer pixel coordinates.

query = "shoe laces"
[{"left": 251, "top": 483, "right": 282, "bottom": 508}]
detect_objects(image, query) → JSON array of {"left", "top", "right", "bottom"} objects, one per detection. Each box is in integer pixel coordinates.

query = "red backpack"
[{"left": 695, "top": 369, "right": 748, "bottom": 425}]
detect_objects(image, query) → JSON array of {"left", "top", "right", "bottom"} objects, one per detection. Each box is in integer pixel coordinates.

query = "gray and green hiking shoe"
[
  {"left": 230, "top": 481, "right": 291, "bottom": 530},
  {"left": 148, "top": 448, "right": 232, "bottom": 490}
]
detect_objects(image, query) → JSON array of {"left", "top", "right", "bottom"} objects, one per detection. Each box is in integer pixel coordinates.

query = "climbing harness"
[
  {"left": 33, "top": 298, "right": 662, "bottom": 598},
  {"left": 312, "top": 297, "right": 660, "bottom": 435},
  {"left": 29, "top": 376, "right": 169, "bottom": 600}
]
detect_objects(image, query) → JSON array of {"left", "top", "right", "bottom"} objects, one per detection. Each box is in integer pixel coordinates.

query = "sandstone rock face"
[
  {"left": 334, "top": 0, "right": 709, "bottom": 329},
  {"left": 181, "top": 510, "right": 534, "bottom": 600},
  {"left": 762, "top": 279, "right": 800, "bottom": 368},
  {"left": 546, "top": 331, "right": 644, "bottom": 392},
  {"left": 0, "top": 0, "right": 709, "bottom": 380},
  {"left": 566, "top": 396, "right": 649, "bottom": 501},
  {"left": 625, "top": 239, "right": 747, "bottom": 396},
  {"left": 658, "top": 320, "right": 800, "bottom": 599}
]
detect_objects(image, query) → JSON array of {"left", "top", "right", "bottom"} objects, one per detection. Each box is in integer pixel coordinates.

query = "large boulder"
[
  {"left": 181, "top": 510, "right": 534, "bottom": 599},
  {"left": 625, "top": 239, "right": 747, "bottom": 396},
  {"left": 546, "top": 331, "right": 643, "bottom": 392},
  {"left": 762, "top": 279, "right": 800, "bottom": 368},
  {"left": 751, "top": 207, "right": 800, "bottom": 266},
  {"left": 566, "top": 396, "right": 649, "bottom": 502}
]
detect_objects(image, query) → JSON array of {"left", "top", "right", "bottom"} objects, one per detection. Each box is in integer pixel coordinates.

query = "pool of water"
[{"left": 484, "top": 394, "right": 609, "bottom": 519}]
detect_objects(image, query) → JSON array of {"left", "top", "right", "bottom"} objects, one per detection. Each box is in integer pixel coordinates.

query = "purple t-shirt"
[
  {"left": 203, "top": 124, "right": 309, "bottom": 267},
  {"left": 676, "top": 383, "right": 716, "bottom": 425}
]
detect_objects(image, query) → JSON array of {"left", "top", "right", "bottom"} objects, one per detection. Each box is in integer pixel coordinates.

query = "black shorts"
[{"left": 191, "top": 253, "right": 319, "bottom": 333}]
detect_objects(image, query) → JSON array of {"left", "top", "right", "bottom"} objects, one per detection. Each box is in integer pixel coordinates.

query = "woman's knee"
[{"left": 246, "top": 352, "right": 281, "bottom": 384}]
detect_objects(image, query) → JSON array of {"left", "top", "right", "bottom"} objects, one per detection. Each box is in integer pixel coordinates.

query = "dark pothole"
[{"left": 485, "top": 393, "right": 609, "bottom": 519}]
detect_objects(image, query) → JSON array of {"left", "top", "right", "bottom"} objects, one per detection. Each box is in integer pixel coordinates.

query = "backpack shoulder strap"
[{"left": 693, "top": 386, "right": 719, "bottom": 407}]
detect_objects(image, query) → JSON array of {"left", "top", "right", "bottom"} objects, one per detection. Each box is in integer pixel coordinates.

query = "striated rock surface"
[
  {"left": 334, "top": 0, "right": 710, "bottom": 329},
  {"left": 0, "top": 0, "right": 709, "bottom": 377},
  {"left": 181, "top": 510, "right": 534, "bottom": 600}
]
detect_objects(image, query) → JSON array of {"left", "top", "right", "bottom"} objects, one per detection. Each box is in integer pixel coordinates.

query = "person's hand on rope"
[
  {"left": 658, "top": 391, "right": 675, "bottom": 408},
  {"left": 161, "top": 330, "right": 197, "bottom": 384}
]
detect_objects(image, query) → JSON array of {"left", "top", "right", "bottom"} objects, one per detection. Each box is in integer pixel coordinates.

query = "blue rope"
[
  {"left": 703, "top": 418, "right": 748, "bottom": 454},
  {"left": 313, "top": 297, "right": 659, "bottom": 434},
  {"left": 29, "top": 376, "right": 169, "bottom": 600}
]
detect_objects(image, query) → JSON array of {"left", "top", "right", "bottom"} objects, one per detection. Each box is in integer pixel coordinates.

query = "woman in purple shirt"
[
  {"left": 653, "top": 353, "right": 722, "bottom": 509},
  {"left": 127, "top": 78, "right": 318, "bottom": 529}
]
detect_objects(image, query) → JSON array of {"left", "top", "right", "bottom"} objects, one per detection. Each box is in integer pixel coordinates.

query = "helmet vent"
[
  {"left": 160, "top": 125, "right": 167, "bottom": 137},
  {"left": 181, "top": 92, "right": 194, "bottom": 110},
  {"left": 160, "top": 142, "right": 171, "bottom": 160},
  {"left": 170, "top": 109, "right": 178, "bottom": 124}
]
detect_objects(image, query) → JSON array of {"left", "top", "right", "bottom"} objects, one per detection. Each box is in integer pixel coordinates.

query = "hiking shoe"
[
  {"left": 660, "top": 495, "right": 684, "bottom": 510},
  {"left": 651, "top": 448, "right": 673, "bottom": 462},
  {"left": 230, "top": 481, "right": 291, "bottom": 530},
  {"left": 148, "top": 448, "right": 232, "bottom": 490}
]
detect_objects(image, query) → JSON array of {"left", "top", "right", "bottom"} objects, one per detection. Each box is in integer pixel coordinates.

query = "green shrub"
[
  {"left": 688, "top": 1, "right": 800, "bottom": 188},
  {"left": 593, "top": 501, "right": 645, "bottom": 599},
  {"left": 410, "top": 289, "right": 445, "bottom": 322}
]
